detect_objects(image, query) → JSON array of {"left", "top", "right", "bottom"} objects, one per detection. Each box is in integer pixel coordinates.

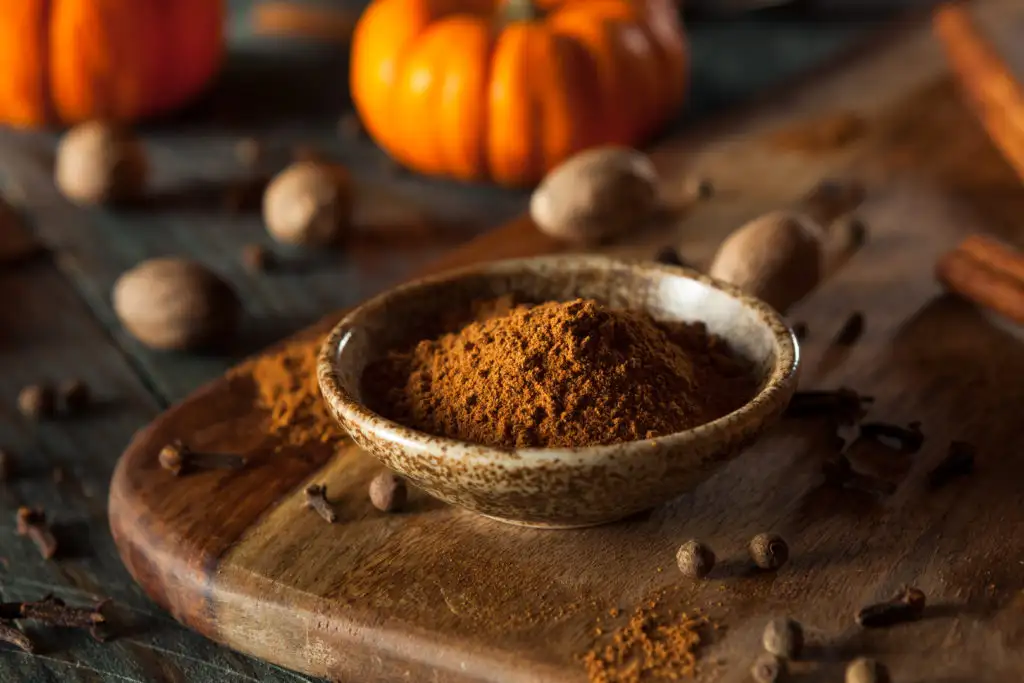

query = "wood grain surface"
[
  {"left": 935, "top": 0, "right": 1024, "bottom": 184},
  {"left": 0, "top": 2, "right": 903, "bottom": 682},
  {"left": 108, "top": 13, "right": 1024, "bottom": 682}
]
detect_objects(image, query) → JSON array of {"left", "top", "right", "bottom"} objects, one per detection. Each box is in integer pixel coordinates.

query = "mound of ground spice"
[
  {"left": 362, "top": 297, "right": 756, "bottom": 449},
  {"left": 582, "top": 596, "right": 712, "bottom": 683},
  {"left": 230, "top": 335, "right": 345, "bottom": 450}
]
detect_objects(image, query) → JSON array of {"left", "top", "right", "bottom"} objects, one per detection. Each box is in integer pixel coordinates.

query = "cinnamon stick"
[
  {"left": 251, "top": 3, "right": 356, "bottom": 43},
  {"left": 936, "top": 234, "right": 1024, "bottom": 324}
]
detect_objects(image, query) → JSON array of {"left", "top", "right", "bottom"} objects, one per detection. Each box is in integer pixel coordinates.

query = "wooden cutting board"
[
  {"left": 936, "top": 0, "right": 1024, "bottom": 183},
  {"left": 109, "top": 11, "right": 1024, "bottom": 683}
]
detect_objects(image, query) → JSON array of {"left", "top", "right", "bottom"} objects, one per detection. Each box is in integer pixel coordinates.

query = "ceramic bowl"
[{"left": 318, "top": 255, "right": 800, "bottom": 528}]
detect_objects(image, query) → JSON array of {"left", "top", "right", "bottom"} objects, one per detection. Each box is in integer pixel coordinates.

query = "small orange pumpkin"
[
  {"left": 350, "top": 0, "right": 688, "bottom": 187},
  {"left": 0, "top": 0, "right": 225, "bottom": 128}
]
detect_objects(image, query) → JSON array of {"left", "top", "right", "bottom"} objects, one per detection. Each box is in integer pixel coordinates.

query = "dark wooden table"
[{"left": 0, "top": 2, "right": 885, "bottom": 681}]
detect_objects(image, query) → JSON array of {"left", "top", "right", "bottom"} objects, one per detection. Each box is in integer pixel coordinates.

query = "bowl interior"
[{"left": 331, "top": 257, "right": 785, "bottom": 430}]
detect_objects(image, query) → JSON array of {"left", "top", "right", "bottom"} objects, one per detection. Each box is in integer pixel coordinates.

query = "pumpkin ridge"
[
  {"left": 376, "top": 1, "right": 444, "bottom": 170},
  {"left": 398, "top": 22, "right": 453, "bottom": 174},
  {"left": 430, "top": 16, "right": 493, "bottom": 180}
]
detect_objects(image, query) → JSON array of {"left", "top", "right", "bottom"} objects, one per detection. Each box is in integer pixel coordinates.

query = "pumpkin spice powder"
[
  {"left": 231, "top": 336, "right": 344, "bottom": 450},
  {"left": 583, "top": 593, "right": 714, "bottom": 683},
  {"left": 363, "top": 296, "right": 757, "bottom": 449}
]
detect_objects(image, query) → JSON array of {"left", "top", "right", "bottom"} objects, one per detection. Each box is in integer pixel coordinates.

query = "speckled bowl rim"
[{"left": 318, "top": 255, "right": 799, "bottom": 468}]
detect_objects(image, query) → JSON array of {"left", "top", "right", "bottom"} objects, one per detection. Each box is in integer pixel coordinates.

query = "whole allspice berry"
[
  {"left": 18, "top": 384, "right": 57, "bottom": 420},
  {"left": 676, "top": 539, "right": 716, "bottom": 579},
  {"left": 369, "top": 471, "right": 407, "bottom": 512},
  {"left": 845, "top": 657, "right": 891, "bottom": 683},
  {"left": 113, "top": 258, "right": 241, "bottom": 352},
  {"left": 762, "top": 617, "right": 804, "bottom": 659},
  {"left": 749, "top": 532, "right": 789, "bottom": 570},
  {"left": 263, "top": 161, "right": 353, "bottom": 247},
  {"left": 55, "top": 121, "right": 148, "bottom": 205},
  {"left": 750, "top": 652, "right": 786, "bottom": 683}
]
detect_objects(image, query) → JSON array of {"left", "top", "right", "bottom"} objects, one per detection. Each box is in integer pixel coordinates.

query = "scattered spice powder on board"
[
  {"left": 582, "top": 594, "right": 711, "bottom": 683},
  {"left": 232, "top": 337, "right": 344, "bottom": 449},
  {"left": 363, "top": 297, "right": 757, "bottom": 449}
]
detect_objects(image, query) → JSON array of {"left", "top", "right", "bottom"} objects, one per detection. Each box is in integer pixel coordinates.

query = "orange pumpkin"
[
  {"left": 350, "top": 0, "right": 688, "bottom": 187},
  {"left": 0, "top": 1, "right": 225, "bottom": 128}
]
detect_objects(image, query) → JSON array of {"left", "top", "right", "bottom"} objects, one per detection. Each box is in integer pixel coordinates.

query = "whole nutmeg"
[
  {"left": 708, "top": 178, "right": 867, "bottom": 314},
  {"left": 263, "top": 161, "right": 353, "bottom": 247},
  {"left": 55, "top": 121, "right": 148, "bottom": 205},
  {"left": 530, "top": 146, "right": 659, "bottom": 246},
  {"left": 708, "top": 210, "right": 825, "bottom": 314},
  {"left": 113, "top": 258, "right": 241, "bottom": 351}
]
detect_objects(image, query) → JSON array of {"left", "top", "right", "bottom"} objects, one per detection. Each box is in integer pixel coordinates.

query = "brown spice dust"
[
  {"left": 232, "top": 337, "right": 344, "bottom": 450},
  {"left": 582, "top": 593, "right": 711, "bottom": 683},
  {"left": 363, "top": 297, "right": 756, "bottom": 449}
]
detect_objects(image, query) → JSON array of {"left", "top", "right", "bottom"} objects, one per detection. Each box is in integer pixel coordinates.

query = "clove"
[
  {"left": 21, "top": 595, "right": 105, "bottom": 628},
  {"left": 927, "top": 441, "right": 975, "bottom": 490},
  {"left": 305, "top": 484, "right": 337, "bottom": 523},
  {"left": 159, "top": 441, "right": 247, "bottom": 477},
  {"left": 785, "top": 388, "right": 874, "bottom": 423},
  {"left": 0, "top": 595, "right": 110, "bottom": 642},
  {"left": 856, "top": 586, "right": 926, "bottom": 628},
  {"left": 16, "top": 507, "right": 57, "bottom": 559}
]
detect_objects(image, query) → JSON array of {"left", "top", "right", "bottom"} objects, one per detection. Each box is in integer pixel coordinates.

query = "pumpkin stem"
[{"left": 501, "top": 0, "right": 540, "bottom": 23}]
